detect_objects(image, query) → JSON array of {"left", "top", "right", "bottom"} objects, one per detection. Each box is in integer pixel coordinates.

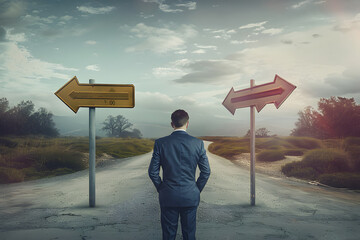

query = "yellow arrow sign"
[{"left": 55, "top": 76, "right": 135, "bottom": 113}]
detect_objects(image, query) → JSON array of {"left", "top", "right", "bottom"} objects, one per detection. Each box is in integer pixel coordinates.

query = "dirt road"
[{"left": 0, "top": 142, "right": 359, "bottom": 239}]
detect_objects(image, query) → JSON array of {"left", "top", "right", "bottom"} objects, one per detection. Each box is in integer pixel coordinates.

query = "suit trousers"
[{"left": 160, "top": 206, "right": 197, "bottom": 240}]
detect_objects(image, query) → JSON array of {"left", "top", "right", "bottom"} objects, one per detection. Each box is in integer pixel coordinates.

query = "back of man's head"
[{"left": 171, "top": 109, "right": 189, "bottom": 128}]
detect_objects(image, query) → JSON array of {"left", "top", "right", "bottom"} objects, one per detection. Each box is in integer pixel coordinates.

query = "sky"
[{"left": 0, "top": 0, "right": 359, "bottom": 138}]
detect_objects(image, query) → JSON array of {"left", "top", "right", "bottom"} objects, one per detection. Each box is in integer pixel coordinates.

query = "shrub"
[
  {"left": 257, "top": 150, "right": 285, "bottom": 162},
  {"left": 208, "top": 142, "right": 248, "bottom": 159},
  {"left": 30, "top": 149, "right": 86, "bottom": 171},
  {"left": 7, "top": 154, "right": 35, "bottom": 169},
  {"left": 282, "top": 161, "right": 318, "bottom": 180},
  {"left": 0, "top": 138, "right": 18, "bottom": 148},
  {"left": 285, "top": 137, "right": 322, "bottom": 149},
  {"left": 256, "top": 137, "right": 293, "bottom": 150},
  {"left": 302, "top": 149, "right": 350, "bottom": 174},
  {"left": 345, "top": 145, "right": 360, "bottom": 171},
  {"left": 0, "top": 167, "right": 25, "bottom": 183},
  {"left": 343, "top": 137, "right": 360, "bottom": 151},
  {"left": 52, "top": 168, "right": 75, "bottom": 176},
  {"left": 283, "top": 149, "right": 304, "bottom": 156},
  {"left": 319, "top": 173, "right": 360, "bottom": 190}
]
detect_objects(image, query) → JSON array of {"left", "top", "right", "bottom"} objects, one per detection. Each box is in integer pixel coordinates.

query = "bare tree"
[{"left": 102, "top": 115, "right": 133, "bottom": 137}]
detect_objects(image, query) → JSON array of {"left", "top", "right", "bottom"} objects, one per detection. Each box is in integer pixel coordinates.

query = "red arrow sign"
[{"left": 222, "top": 75, "right": 296, "bottom": 114}]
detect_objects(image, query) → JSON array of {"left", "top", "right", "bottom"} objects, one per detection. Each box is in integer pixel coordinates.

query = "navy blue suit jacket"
[{"left": 148, "top": 131, "right": 211, "bottom": 207}]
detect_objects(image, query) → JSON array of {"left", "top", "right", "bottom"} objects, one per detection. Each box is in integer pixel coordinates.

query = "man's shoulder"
[
  {"left": 155, "top": 134, "right": 172, "bottom": 144},
  {"left": 155, "top": 132, "right": 202, "bottom": 143}
]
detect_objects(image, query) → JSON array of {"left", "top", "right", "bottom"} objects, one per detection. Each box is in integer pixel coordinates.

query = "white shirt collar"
[{"left": 173, "top": 129, "right": 186, "bottom": 132}]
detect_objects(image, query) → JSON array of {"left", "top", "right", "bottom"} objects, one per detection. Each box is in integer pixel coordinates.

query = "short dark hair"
[{"left": 171, "top": 109, "right": 189, "bottom": 128}]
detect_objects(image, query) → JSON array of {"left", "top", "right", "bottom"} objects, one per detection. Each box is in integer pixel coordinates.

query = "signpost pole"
[
  {"left": 250, "top": 79, "right": 256, "bottom": 206},
  {"left": 89, "top": 79, "right": 96, "bottom": 207}
]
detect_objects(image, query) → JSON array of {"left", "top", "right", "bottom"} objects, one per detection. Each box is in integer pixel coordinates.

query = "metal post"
[
  {"left": 89, "top": 79, "right": 96, "bottom": 207},
  {"left": 250, "top": 79, "right": 256, "bottom": 206}
]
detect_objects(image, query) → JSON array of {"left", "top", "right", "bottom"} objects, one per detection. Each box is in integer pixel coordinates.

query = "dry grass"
[{"left": 0, "top": 136, "right": 154, "bottom": 183}]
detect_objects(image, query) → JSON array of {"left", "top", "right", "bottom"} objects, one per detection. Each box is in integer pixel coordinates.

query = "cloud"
[
  {"left": 281, "top": 39, "right": 293, "bottom": 44},
  {"left": 0, "top": 27, "right": 6, "bottom": 41},
  {"left": 176, "top": 2, "right": 197, "bottom": 10},
  {"left": 261, "top": 28, "right": 283, "bottom": 35},
  {"left": 77, "top": 6, "right": 115, "bottom": 15},
  {"left": 86, "top": 64, "right": 100, "bottom": 71},
  {"left": 85, "top": 40, "right": 97, "bottom": 45},
  {"left": 126, "top": 23, "right": 197, "bottom": 53},
  {"left": 292, "top": 0, "right": 312, "bottom": 9},
  {"left": 194, "top": 44, "right": 217, "bottom": 50},
  {"left": 306, "top": 67, "right": 360, "bottom": 97},
  {"left": 0, "top": 0, "right": 26, "bottom": 26},
  {"left": 192, "top": 49, "right": 206, "bottom": 54},
  {"left": 175, "top": 50, "right": 187, "bottom": 54},
  {"left": 292, "top": 0, "right": 326, "bottom": 9},
  {"left": 211, "top": 29, "right": 232, "bottom": 40},
  {"left": 158, "top": 3, "right": 182, "bottom": 13},
  {"left": 333, "top": 13, "right": 360, "bottom": 32},
  {"left": 22, "top": 14, "right": 57, "bottom": 26},
  {"left": 0, "top": 42, "right": 77, "bottom": 89},
  {"left": 231, "top": 39, "right": 258, "bottom": 44},
  {"left": 143, "top": 0, "right": 196, "bottom": 13},
  {"left": 140, "top": 12, "right": 154, "bottom": 19},
  {"left": 5, "top": 28, "right": 26, "bottom": 42},
  {"left": 152, "top": 59, "right": 190, "bottom": 79},
  {"left": 136, "top": 91, "right": 196, "bottom": 112},
  {"left": 173, "top": 59, "right": 244, "bottom": 85},
  {"left": 58, "top": 15, "right": 73, "bottom": 25},
  {"left": 324, "top": 67, "right": 360, "bottom": 95},
  {"left": 239, "top": 21, "right": 268, "bottom": 30}
]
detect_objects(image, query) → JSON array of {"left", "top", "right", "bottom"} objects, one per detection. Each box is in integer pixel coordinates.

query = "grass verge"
[
  {"left": 0, "top": 136, "right": 154, "bottom": 184},
  {"left": 202, "top": 136, "right": 360, "bottom": 190}
]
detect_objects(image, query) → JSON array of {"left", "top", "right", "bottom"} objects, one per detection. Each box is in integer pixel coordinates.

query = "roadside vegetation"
[
  {"left": 203, "top": 96, "right": 360, "bottom": 190},
  {"left": 203, "top": 136, "right": 360, "bottom": 190},
  {"left": 0, "top": 137, "right": 154, "bottom": 184},
  {"left": 0, "top": 99, "right": 154, "bottom": 184}
]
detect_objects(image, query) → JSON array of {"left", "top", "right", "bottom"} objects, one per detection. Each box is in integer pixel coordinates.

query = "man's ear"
[
  {"left": 186, "top": 120, "right": 189, "bottom": 128},
  {"left": 171, "top": 122, "right": 175, "bottom": 128}
]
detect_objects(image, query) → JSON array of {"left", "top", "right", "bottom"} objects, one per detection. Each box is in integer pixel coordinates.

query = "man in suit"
[{"left": 148, "top": 109, "right": 211, "bottom": 240}]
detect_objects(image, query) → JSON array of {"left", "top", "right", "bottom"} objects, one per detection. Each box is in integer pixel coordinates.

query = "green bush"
[
  {"left": 97, "top": 138, "right": 154, "bottom": 158},
  {"left": 7, "top": 154, "right": 35, "bottom": 169},
  {"left": 302, "top": 149, "right": 350, "bottom": 174},
  {"left": 257, "top": 150, "right": 285, "bottom": 162},
  {"left": 282, "top": 161, "right": 318, "bottom": 179},
  {"left": 256, "top": 137, "right": 293, "bottom": 150},
  {"left": 285, "top": 137, "right": 322, "bottom": 149},
  {"left": 343, "top": 137, "right": 360, "bottom": 151},
  {"left": 345, "top": 145, "right": 360, "bottom": 171},
  {"left": 319, "top": 173, "right": 360, "bottom": 189},
  {"left": 208, "top": 142, "right": 248, "bottom": 159},
  {"left": 0, "top": 167, "right": 25, "bottom": 183},
  {"left": 283, "top": 149, "right": 304, "bottom": 156},
  {"left": 30, "top": 149, "right": 86, "bottom": 171},
  {"left": 0, "top": 138, "right": 18, "bottom": 148}
]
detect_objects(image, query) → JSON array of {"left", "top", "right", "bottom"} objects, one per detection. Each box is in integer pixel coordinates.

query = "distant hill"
[{"left": 53, "top": 115, "right": 106, "bottom": 137}]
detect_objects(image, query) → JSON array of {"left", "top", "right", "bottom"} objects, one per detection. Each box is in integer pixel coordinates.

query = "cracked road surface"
[{"left": 0, "top": 142, "right": 359, "bottom": 239}]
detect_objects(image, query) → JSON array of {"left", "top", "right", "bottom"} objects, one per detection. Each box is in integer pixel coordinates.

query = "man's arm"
[
  {"left": 148, "top": 140, "right": 162, "bottom": 192},
  {"left": 196, "top": 141, "right": 211, "bottom": 192}
]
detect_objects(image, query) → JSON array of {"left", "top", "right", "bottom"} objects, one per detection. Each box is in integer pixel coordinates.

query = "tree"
[
  {"left": 244, "top": 128, "right": 271, "bottom": 138},
  {"left": 0, "top": 98, "right": 9, "bottom": 135},
  {"left": 291, "top": 106, "right": 323, "bottom": 138},
  {"left": 29, "top": 108, "right": 59, "bottom": 137},
  {"left": 291, "top": 97, "right": 360, "bottom": 138},
  {"left": 0, "top": 99, "right": 59, "bottom": 137},
  {"left": 102, "top": 115, "right": 134, "bottom": 137},
  {"left": 6, "top": 100, "right": 35, "bottom": 135}
]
